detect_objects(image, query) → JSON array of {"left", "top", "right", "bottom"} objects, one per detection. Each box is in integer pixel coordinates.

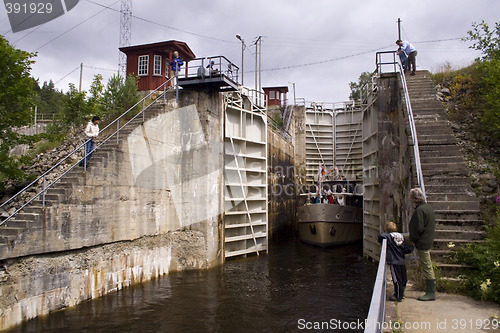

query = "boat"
[{"left": 297, "top": 180, "right": 363, "bottom": 247}]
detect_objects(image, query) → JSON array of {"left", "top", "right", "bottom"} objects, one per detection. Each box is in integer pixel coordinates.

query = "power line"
[
  {"left": 54, "top": 66, "right": 80, "bottom": 85},
  {"left": 34, "top": 0, "right": 121, "bottom": 51},
  {"left": 85, "top": 0, "right": 236, "bottom": 44},
  {"left": 252, "top": 45, "right": 393, "bottom": 73}
]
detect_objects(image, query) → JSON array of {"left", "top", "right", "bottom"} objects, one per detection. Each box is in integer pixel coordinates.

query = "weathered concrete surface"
[
  {"left": 267, "top": 127, "right": 295, "bottom": 241},
  {"left": 363, "top": 73, "right": 413, "bottom": 261},
  {"left": 0, "top": 230, "right": 208, "bottom": 330}
]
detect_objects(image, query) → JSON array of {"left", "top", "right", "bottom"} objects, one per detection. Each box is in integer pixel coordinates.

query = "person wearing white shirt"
[
  {"left": 396, "top": 40, "right": 418, "bottom": 75},
  {"left": 80, "top": 116, "right": 100, "bottom": 167}
]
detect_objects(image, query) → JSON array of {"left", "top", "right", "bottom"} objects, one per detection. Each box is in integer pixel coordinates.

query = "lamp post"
[{"left": 236, "top": 34, "right": 245, "bottom": 86}]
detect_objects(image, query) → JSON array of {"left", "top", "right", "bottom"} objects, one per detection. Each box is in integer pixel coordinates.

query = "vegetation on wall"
[
  {"left": 0, "top": 35, "right": 140, "bottom": 193},
  {"left": 432, "top": 20, "right": 500, "bottom": 304}
]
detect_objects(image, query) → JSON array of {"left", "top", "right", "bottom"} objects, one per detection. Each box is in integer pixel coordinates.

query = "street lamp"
[{"left": 236, "top": 34, "right": 245, "bottom": 86}]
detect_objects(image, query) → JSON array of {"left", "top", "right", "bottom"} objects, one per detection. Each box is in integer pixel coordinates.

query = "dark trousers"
[
  {"left": 390, "top": 264, "right": 407, "bottom": 300},
  {"left": 408, "top": 51, "right": 417, "bottom": 73},
  {"left": 84, "top": 139, "right": 95, "bottom": 165}
]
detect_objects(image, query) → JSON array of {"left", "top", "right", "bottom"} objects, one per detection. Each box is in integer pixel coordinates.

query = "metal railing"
[
  {"left": 376, "top": 51, "right": 426, "bottom": 201},
  {"left": 181, "top": 55, "right": 240, "bottom": 83},
  {"left": 0, "top": 77, "right": 175, "bottom": 227},
  {"left": 364, "top": 239, "right": 387, "bottom": 333}
]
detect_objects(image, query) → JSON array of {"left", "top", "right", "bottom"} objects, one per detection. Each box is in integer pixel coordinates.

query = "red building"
[
  {"left": 263, "top": 86, "right": 289, "bottom": 107},
  {"left": 119, "top": 40, "right": 196, "bottom": 91}
]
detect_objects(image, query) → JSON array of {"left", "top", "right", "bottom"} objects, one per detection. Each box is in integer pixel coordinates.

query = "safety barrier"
[{"left": 364, "top": 239, "right": 387, "bottom": 333}]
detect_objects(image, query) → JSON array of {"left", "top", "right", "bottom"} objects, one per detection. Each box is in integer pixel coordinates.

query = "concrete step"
[
  {"left": 435, "top": 229, "right": 486, "bottom": 241},
  {"left": 5, "top": 219, "right": 43, "bottom": 229},
  {"left": 433, "top": 238, "right": 485, "bottom": 251},
  {"left": 436, "top": 219, "right": 485, "bottom": 231},
  {"left": 420, "top": 155, "right": 465, "bottom": 164},
  {"left": 422, "top": 176, "right": 472, "bottom": 187},
  {"left": 427, "top": 192, "right": 479, "bottom": 202},
  {"left": 0, "top": 226, "right": 24, "bottom": 237},
  {"left": 434, "top": 210, "right": 482, "bottom": 221},
  {"left": 421, "top": 161, "right": 467, "bottom": 173},
  {"left": 11, "top": 212, "right": 43, "bottom": 223},
  {"left": 429, "top": 200, "right": 480, "bottom": 211},
  {"left": 417, "top": 135, "right": 458, "bottom": 145},
  {"left": 425, "top": 185, "right": 476, "bottom": 195}
]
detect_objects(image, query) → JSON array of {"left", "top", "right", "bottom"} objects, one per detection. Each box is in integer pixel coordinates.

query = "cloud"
[{"left": 2, "top": 0, "right": 499, "bottom": 102}]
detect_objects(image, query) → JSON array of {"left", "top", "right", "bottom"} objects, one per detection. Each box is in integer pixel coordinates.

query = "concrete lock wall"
[
  {"left": 267, "top": 128, "right": 295, "bottom": 241},
  {"left": 363, "top": 74, "right": 413, "bottom": 261},
  {"left": 0, "top": 90, "right": 225, "bottom": 330}
]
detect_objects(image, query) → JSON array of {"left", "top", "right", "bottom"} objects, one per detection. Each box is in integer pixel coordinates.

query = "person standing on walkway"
[
  {"left": 409, "top": 187, "right": 436, "bottom": 301},
  {"left": 169, "top": 50, "right": 184, "bottom": 80},
  {"left": 378, "top": 221, "right": 414, "bottom": 302},
  {"left": 396, "top": 40, "right": 417, "bottom": 75},
  {"left": 81, "top": 116, "right": 100, "bottom": 167}
]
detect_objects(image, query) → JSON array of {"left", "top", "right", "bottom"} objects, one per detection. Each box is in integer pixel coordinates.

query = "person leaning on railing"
[{"left": 409, "top": 187, "right": 436, "bottom": 301}]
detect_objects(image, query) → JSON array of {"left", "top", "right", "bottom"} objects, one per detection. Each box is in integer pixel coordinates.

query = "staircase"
[
  {"left": 0, "top": 102, "right": 169, "bottom": 259},
  {"left": 405, "top": 70, "right": 485, "bottom": 276}
]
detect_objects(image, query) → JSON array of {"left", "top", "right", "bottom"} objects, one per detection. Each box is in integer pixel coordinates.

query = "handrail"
[
  {"left": 364, "top": 239, "right": 387, "bottom": 333},
  {"left": 1, "top": 77, "right": 175, "bottom": 226},
  {"left": 375, "top": 51, "right": 427, "bottom": 201}
]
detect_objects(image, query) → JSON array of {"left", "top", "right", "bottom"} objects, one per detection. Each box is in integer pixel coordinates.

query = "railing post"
[
  {"left": 116, "top": 119, "right": 120, "bottom": 145},
  {"left": 176, "top": 71, "right": 179, "bottom": 103},
  {"left": 42, "top": 175, "right": 46, "bottom": 208}
]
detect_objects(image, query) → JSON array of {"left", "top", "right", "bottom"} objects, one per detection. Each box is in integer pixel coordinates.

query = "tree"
[
  {"left": 464, "top": 20, "right": 500, "bottom": 60},
  {"left": 349, "top": 71, "right": 374, "bottom": 101},
  {"left": 464, "top": 21, "right": 500, "bottom": 153},
  {"left": 103, "top": 74, "right": 139, "bottom": 121},
  {"left": 0, "top": 34, "right": 37, "bottom": 184}
]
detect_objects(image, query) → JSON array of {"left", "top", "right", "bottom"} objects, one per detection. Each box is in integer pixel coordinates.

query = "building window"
[
  {"left": 154, "top": 55, "right": 162, "bottom": 76},
  {"left": 269, "top": 91, "right": 276, "bottom": 100},
  {"left": 138, "top": 55, "right": 149, "bottom": 76}
]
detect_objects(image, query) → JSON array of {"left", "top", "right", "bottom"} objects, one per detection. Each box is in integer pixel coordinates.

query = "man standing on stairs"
[
  {"left": 409, "top": 187, "right": 436, "bottom": 301},
  {"left": 81, "top": 116, "right": 100, "bottom": 167},
  {"left": 396, "top": 39, "right": 417, "bottom": 75}
]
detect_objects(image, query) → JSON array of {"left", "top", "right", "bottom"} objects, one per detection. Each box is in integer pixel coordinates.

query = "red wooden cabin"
[
  {"left": 263, "top": 86, "right": 289, "bottom": 107},
  {"left": 119, "top": 40, "right": 196, "bottom": 91}
]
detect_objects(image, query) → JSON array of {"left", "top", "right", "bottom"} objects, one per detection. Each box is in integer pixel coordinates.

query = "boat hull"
[{"left": 297, "top": 204, "right": 363, "bottom": 247}]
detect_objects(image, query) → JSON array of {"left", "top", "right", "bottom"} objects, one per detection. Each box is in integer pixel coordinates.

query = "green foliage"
[
  {"left": 464, "top": 20, "right": 500, "bottom": 60},
  {"left": 349, "top": 71, "right": 374, "bottom": 101},
  {"left": 35, "top": 80, "right": 64, "bottom": 120},
  {"left": 0, "top": 34, "right": 37, "bottom": 184},
  {"left": 103, "top": 74, "right": 140, "bottom": 122},
  {"left": 451, "top": 209, "right": 500, "bottom": 303}
]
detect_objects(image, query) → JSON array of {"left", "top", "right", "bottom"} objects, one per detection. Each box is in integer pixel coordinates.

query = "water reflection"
[{"left": 8, "top": 238, "right": 376, "bottom": 333}]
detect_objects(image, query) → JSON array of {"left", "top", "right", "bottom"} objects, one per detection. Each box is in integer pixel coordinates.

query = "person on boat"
[
  {"left": 409, "top": 187, "right": 436, "bottom": 301},
  {"left": 378, "top": 221, "right": 414, "bottom": 302}
]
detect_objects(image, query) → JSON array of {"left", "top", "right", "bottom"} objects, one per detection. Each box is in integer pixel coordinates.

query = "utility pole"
[
  {"left": 397, "top": 18, "right": 402, "bottom": 40},
  {"left": 79, "top": 63, "right": 83, "bottom": 93},
  {"left": 236, "top": 34, "right": 245, "bottom": 86},
  {"left": 119, "top": 0, "right": 132, "bottom": 78},
  {"left": 253, "top": 36, "right": 263, "bottom": 91}
]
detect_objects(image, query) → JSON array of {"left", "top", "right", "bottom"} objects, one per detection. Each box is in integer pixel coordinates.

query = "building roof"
[
  {"left": 263, "top": 86, "right": 289, "bottom": 93},
  {"left": 119, "top": 40, "right": 196, "bottom": 61}
]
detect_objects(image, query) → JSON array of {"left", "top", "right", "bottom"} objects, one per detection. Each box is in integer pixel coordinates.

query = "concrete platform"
[{"left": 385, "top": 282, "right": 500, "bottom": 332}]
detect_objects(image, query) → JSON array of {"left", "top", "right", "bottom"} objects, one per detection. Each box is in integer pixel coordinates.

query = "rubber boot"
[{"left": 418, "top": 279, "right": 436, "bottom": 301}]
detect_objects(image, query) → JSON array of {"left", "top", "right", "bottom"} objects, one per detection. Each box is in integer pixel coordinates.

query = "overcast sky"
[{"left": 2, "top": 0, "right": 499, "bottom": 103}]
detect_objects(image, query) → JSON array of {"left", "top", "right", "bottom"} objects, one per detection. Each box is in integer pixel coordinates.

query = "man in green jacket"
[{"left": 409, "top": 187, "right": 436, "bottom": 301}]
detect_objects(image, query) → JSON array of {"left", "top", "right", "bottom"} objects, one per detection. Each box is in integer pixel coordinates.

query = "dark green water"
[{"left": 8, "top": 238, "right": 377, "bottom": 333}]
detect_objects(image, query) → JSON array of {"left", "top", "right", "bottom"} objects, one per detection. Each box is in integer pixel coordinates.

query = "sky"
[{"left": 1, "top": 0, "right": 499, "bottom": 104}]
